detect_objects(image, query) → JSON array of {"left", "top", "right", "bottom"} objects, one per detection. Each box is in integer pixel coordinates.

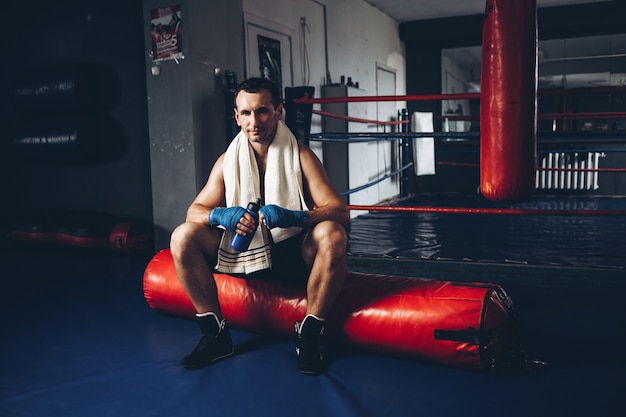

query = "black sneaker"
[
  {"left": 295, "top": 315, "right": 326, "bottom": 375},
  {"left": 181, "top": 315, "right": 234, "bottom": 369}
]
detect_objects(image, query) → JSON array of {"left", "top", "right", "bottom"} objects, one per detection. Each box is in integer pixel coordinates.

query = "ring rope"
[
  {"left": 301, "top": 89, "right": 626, "bottom": 199},
  {"left": 310, "top": 109, "right": 626, "bottom": 144},
  {"left": 440, "top": 148, "right": 626, "bottom": 154},
  {"left": 539, "top": 112, "right": 626, "bottom": 120},
  {"left": 310, "top": 132, "right": 626, "bottom": 145},
  {"left": 309, "top": 132, "right": 477, "bottom": 142},
  {"left": 296, "top": 92, "right": 479, "bottom": 104},
  {"left": 312, "top": 109, "right": 409, "bottom": 126},
  {"left": 301, "top": 90, "right": 626, "bottom": 182},
  {"left": 437, "top": 161, "right": 626, "bottom": 173},
  {"left": 339, "top": 163, "right": 413, "bottom": 197},
  {"left": 294, "top": 86, "right": 626, "bottom": 105},
  {"left": 437, "top": 161, "right": 479, "bottom": 168},
  {"left": 438, "top": 112, "right": 626, "bottom": 121},
  {"left": 347, "top": 204, "right": 626, "bottom": 216},
  {"left": 311, "top": 132, "right": 626, "bottom": 146}
]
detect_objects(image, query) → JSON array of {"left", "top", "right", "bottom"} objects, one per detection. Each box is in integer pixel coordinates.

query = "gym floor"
[{"left": 1, "top": 195, "right": 625, "bottom": 416}]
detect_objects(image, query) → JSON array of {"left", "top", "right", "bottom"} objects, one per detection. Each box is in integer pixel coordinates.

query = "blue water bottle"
[{"left": 230, "top": 198, "right": 262, "bottom": 252}]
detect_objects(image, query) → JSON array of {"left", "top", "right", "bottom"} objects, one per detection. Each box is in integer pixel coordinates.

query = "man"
[{"left": 170, "top": 77, "right": 349, "bottom": 375}]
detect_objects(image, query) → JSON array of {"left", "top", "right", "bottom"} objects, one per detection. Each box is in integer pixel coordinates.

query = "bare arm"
[{"left": 299, "top": 143, "right": 350, "bottom": 229}]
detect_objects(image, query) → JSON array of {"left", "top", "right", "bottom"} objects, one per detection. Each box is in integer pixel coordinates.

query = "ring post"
[
  {"left": 400, "top": 108, "right": 410, "bottom": 197},
  {"left": 284, "top": 86, "right": 315, "bottom": 146}
]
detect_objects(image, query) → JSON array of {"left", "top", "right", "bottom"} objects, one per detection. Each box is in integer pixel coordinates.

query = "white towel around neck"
[{"left": 216, "top": 120, "right": 309, "bottom": 274}]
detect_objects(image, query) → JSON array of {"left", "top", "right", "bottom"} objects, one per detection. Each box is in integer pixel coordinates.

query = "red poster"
[{"left": 150, "top": 5, "right": 183, "bottom": 62}]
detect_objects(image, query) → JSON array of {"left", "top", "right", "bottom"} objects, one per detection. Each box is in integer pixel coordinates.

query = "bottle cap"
[{"left": 247, "top": 198, "right": 263, "bottom": 212}]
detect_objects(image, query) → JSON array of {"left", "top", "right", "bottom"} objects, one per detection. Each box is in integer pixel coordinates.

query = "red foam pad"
[
  {"left": 144, "top": 249, "right": 523, "bottom": 372},
  {"left": 10, "top": 209, "right": 153, "bottom": 252}
]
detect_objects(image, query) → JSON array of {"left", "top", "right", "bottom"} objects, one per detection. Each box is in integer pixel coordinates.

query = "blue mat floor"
[{"left": 1, "top": 244, "right": 624, "bottom": 417}]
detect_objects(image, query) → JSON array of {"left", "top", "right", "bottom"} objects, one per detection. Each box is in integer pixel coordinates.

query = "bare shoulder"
[
  {"left": 213, "top": 152, "right": 226, "bottom": 173},
  {"left": 193, "top": 153, "right": 227, "bottom": 205},
  {"left": 297, "top": 141, "right": 341, "bottom": 197},
  {"left": 206, "top": 152, "right": 226, "bottom": 185},
  {"left": 298, "top": 141, "right": 324, "bottom": 171}
]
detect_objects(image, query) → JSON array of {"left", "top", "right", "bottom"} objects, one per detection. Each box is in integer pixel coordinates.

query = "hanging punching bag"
[{"left": 480, "top": 0, "right": 537, "bottom": 202}]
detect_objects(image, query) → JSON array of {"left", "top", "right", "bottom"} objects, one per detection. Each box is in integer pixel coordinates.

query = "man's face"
[{"left": 234, "top": 89, "right": 283, "bottom": 145}]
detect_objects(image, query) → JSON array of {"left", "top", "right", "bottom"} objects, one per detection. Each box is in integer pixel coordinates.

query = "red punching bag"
[{"left": 480, "top": 0, "right": 537, "bottom": 201}]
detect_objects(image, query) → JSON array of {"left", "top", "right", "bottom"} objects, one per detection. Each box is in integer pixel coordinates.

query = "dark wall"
[
  {"left": 401, "top": 1, "right": 626, "bottom": 196},
  {"left": 1, "top": 0, "right": 152, "bottom": 232}
]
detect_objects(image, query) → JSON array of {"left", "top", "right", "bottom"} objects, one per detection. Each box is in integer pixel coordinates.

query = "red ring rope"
[
  {"left": 293, "top": 87, "right": 626, "bottom": 105},
  {"left": 295, "top": 92, "right": 478, "bottom": 104},
  {"left": 347, "top": 204, "right": 626, "bottom": 216}
]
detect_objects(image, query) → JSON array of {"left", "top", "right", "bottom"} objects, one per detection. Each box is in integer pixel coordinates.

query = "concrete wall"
[{"left": 143, "top": 0, "right": 244, "bottom": 249}]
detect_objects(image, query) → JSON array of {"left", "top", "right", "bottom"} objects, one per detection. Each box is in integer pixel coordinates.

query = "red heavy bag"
[
  {"left": 144, "top": 250, "right": 529, "bottom": 373},
  {"left": 480, "top": 0, "right": 537, "bottom": 201}
]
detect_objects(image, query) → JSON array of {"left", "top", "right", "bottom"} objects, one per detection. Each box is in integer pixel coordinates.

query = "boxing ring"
[
  {"left": 283, "top": 4, "right": 626, "bottom": 271},
  {"left": 289, "top": 85, "right": 626, "bottom": 271},
  {"left": 300, "top": 113, "right": 626, "bottom": 271}
]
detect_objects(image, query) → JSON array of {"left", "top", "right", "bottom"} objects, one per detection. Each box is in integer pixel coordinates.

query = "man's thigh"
[{"left": 262, "top": 230, "right": 311, "bottom": 282}]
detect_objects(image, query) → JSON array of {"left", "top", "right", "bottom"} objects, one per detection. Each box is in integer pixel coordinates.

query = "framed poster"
[
  {"left": 150, "top": 5, "right": 184, "bottom": 62},
  {"left": 244, "top": 14, "right": 293, "bottom": 97},
  {"left": 257, "top": 35, "right": 283, "bottom": 93}
]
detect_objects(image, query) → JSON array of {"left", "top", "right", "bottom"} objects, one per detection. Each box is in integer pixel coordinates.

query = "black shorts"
[{"left": 247, "top": 230, "right": 311, "bottom": 283}]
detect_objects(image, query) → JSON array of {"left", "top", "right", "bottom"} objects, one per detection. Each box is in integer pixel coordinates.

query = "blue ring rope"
[{"left": 340, "top": 163, "right": 413, "bottom": 196}]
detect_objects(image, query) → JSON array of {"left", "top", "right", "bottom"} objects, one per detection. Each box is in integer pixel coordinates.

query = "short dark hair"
[{"left": 235, "top": 77, "right": 282, "bottom": 109}]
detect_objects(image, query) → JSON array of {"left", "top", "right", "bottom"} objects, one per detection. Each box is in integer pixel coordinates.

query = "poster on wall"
[
  {"left": 257, "top": 35, "right": 283, "bottom": 95},
  {"left": 150, "top": 5, "right": 184, "bottom": 62}
]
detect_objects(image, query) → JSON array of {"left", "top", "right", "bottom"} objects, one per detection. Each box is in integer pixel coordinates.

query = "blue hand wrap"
[
  {"left": 259, "top": 204, "right": 309, "bottom": 229},
  {"left": 208, "top": 206, "right": 246, "bottom": 232}
]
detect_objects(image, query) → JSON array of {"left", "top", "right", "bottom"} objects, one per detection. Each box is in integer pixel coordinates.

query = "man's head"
[
  {"left": 234, "top": 77, "right": 282, "bottom": 109},
  {"left": 234, "top": 78, "right": 283, "bottom": 145}
]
